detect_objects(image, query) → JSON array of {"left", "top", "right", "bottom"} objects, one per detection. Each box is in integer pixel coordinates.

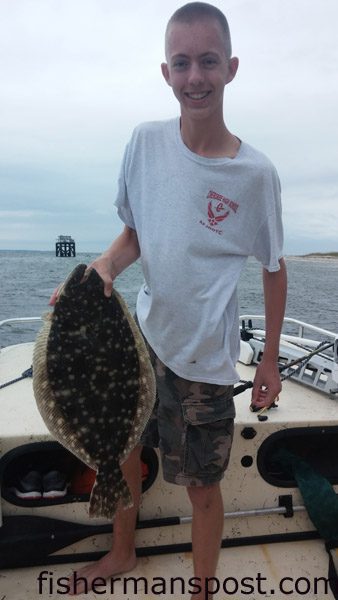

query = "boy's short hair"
[{"left": 166, "top": 2, "right": 232, "bottom": 58}]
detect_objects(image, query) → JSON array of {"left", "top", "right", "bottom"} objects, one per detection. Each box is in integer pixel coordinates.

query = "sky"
[{"left": 1, "top": 0, "right": 337, "bottom": 255}]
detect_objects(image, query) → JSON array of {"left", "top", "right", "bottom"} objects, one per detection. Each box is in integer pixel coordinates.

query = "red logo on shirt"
[
  {"left": 200, "top": 190, "right": 239, "bottom": 234},
  {"left": 208, "top": 200, "right": 230, "bottom": 226}
]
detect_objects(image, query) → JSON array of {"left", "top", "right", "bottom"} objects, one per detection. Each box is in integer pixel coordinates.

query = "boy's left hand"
[
  {"left": 251, "top": 359, "right": 281, "bottom": 410},
  {"left": 49, "top": 285, "right": 61, "bottom": 306}
]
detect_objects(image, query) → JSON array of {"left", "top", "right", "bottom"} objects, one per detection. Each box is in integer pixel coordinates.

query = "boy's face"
[{"left": 161, "top": 18, "right": 238, "bottom": 123}]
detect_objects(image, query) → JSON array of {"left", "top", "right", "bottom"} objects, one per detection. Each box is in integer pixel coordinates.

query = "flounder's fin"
[{"left": 89, "top": 467, "right": 133, "bottom": 520}]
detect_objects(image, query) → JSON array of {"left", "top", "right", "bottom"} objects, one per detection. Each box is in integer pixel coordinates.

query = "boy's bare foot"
[{"left": 68, "top": 550, "right": 137, "bottom": 595}]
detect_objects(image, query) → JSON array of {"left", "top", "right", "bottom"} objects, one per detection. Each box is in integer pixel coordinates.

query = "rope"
[{"left": 0, "top": 366, "right": 33, "bottom": 390}]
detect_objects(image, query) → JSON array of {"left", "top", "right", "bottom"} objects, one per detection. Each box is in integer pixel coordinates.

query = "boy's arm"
[
  {"left": 87, "top": 225, "right": 140, "bottom": 297},
  {"left": 251, "top": 258, "right": 287, "bottom": 409}
]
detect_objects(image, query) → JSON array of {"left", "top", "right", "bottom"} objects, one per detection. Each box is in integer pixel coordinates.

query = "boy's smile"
[
  {"left": 185, "top": 92, "right": 211, "bottom": 100},
  {"left": 161, "top": 18, "right": 238, "bottom": 125}
]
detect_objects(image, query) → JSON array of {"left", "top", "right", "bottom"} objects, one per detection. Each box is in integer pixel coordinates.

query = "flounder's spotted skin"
[{"left": 33, "top": 264, "right": 156, "bottom": 519}]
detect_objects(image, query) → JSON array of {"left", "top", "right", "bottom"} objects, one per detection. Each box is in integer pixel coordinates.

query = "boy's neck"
[{"left": 180, "top": 116, "right": 240, "bottom": 159}]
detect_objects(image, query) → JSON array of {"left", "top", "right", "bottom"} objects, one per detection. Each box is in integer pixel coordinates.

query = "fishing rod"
[
  {"left": 234, "top": 339, "right": 336, "bottom": 420},
  {"left": 1, "top": 341, "right": 335, "bottom": 395},
  {"left": 279, "top": 340, "right": 334, "bottom": 379},
  {"left": 0, "top": 367, "right": 33, "bottom": 390},
  {"left": 2, "top": 341, "right": 332, "bottom": 392},
  {"left": 234, "top": 339, "right": 335, "bottom": 395}
]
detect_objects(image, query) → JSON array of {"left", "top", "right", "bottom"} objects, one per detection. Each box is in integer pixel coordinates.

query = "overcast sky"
[{"left": 1, "top": 0, "right": 337, "bottom": 254}]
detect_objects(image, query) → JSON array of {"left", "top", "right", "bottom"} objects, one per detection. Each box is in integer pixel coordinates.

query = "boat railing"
[
  {"left": 0, "top": 317, "right": 43, "bottom": 348},
  {"left": 240, "top": 315, "right": 338, "bottom": 341},
  {"left": 1, "top": 315, "right": 336, "bottom": 338},
  {"left": 0, "top": 317, "right": 42, "bottom": 328}
]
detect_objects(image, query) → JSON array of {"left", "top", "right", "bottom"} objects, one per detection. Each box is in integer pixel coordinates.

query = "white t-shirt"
[{"left": 115, "top": 118, "right": 283, "bottom": 384}]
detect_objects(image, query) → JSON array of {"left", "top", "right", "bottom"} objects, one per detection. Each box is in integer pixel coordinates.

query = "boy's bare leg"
[
  {"left": 68, "top": 445, "right": 142, "bottom": 595},
  {"left": 187, "top": 483, "right": 224, "bottom": 600}
]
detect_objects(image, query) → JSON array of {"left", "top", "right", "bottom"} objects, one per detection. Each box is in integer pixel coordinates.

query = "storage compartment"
[
  {"left": 257, "top": 426, "right": 338, "bottom": 487},
  {"left": 0, "top": 441, "right": 159, "bottom": 507}
]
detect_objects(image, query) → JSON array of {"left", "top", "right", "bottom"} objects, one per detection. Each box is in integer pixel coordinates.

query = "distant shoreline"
[
  {"left": 1, "top": 249, "right": 337, "bottom": 260},
  {"left": 287, "top": 252, "right": 338, "bottom": 260}
]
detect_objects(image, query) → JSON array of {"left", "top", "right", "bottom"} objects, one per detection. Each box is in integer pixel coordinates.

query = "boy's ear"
[
  {"left": 226, "top": 56, "right": 239, "bottom": 84},
  {"left": 161, "top": 62, "right": 172, "bottom": 86}
]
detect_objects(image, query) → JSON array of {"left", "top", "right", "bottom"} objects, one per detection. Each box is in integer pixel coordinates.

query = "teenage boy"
[{"left": 69, "top": 2, "right": 287, "bottom": 598}]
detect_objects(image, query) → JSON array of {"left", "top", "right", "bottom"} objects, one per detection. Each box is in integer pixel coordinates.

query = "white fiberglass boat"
[{"left": 0, "top": 316, "right": 337, "bottom": 599}]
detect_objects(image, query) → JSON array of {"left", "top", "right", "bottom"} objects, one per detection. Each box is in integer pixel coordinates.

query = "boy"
[{"left": 69, "top": 3, "right": 287, "bottom": 598}]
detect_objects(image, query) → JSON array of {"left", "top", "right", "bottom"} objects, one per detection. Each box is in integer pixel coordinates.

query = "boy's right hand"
[
  {"left": 49, "top": 255, "right": 114, "bottom": 306},
  {"left": 84, "top": 254, "right": 115, "bottom": 298}
]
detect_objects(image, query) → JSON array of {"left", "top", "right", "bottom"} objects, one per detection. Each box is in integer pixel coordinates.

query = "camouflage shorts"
[{"left": 139, "top": 329, "right": 235, "bottom": 487}]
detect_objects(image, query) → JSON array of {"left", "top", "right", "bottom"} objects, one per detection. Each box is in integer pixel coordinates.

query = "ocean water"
[{"left": 0, "top": 250, "right": 337, "bottom": 348}]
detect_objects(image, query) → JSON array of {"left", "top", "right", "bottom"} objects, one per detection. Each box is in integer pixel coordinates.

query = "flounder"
[{"left": 33, "top": 264, "right": 156, "bottom": 519}]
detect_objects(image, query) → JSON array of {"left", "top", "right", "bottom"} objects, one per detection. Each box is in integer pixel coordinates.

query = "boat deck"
[
  {"left": 0, "top": 334, "right": 337, "bottom": 599},
  {"left": 0, "top": 538, "right": 334, "bottom": 599}
]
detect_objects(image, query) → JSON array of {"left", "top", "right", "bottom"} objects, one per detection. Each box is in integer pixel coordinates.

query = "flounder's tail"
[{"left": 89, "top": 466, "right": 133, "bottom": 520}]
